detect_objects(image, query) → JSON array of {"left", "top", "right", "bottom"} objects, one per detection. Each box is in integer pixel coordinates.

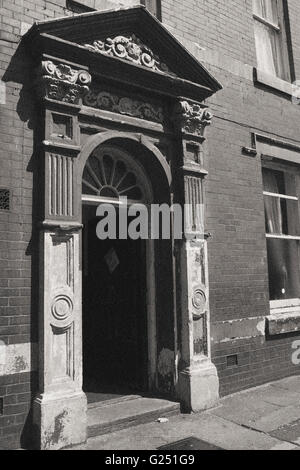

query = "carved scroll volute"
[
  {"left": 83, "top": 34, "right": 176, "bottom": 76},
  {"left": 172, "top": 100, "right": 213, "bottom": 138},
  {"left": 37, "top": 60, "right": 92, "bottom": 105}
]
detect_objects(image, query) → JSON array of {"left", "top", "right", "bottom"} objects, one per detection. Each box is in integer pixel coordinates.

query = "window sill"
[
  {"left": 266, "top": 308, "right": 300, "bottom": 336},
  {"left": 254, "top": 68, "right": 293, "bottom": 96}
]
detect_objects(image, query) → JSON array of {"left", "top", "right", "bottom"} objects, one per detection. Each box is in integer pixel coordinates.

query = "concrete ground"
[{"left": 72, "top": 375, "right": 300, "bottom": 450}]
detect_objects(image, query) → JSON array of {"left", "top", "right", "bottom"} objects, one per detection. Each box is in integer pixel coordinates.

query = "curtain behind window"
[
  {"left": 263, "top": 168, "right": 300, "bottom": 300},
  {"left": 263, "top": 169, "right": 283, "bottom": 234},
  {"left": 253, "top": 0, "right": 285, "bottom": 79},
  {"left": 263, "top": 168, "right": 287, "bottom": 299}
]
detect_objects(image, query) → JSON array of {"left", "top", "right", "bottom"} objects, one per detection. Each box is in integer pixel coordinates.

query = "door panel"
[{"left": 83, "top": 213, "right": 147, "bottom": 393}]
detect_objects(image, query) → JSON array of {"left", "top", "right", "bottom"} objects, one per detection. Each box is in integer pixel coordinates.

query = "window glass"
[
  {"left": 253, "top": 0, "right": 278, "bottom": 24},
  {"left": 263, "top": 166, "right": 300, "bottom": 303},
  {"left": 141, "top": 0, "right": 160, "bottom": 17},
  {"left": 254, "top": 19, "right": 285, "bottom": 78},
  {"left": 262, "top": 168, "right": 286, "bottom": 194},
  {"left": 263, "top": 168, "right": 300, "bottom": 235},
  {"left": 253, "top": 0, "right": 289, "bottom": 80},
  {"left": 267, "top": 238, "right": 300, "bottom": 300},
  {"left": 264, "top": 196, "right": 299, "bottom": 235}
]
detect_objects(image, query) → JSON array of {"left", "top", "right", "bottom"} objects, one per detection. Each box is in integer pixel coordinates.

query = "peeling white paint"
[
  {"left": 256, "top": 319, "right": 266, "bottom": 335},
  {"left": 0, "top": 342, "right": 37, "bottom": 376},
  {"left": 20, "top": 22, "right": 31, "bottom": 36},
  {"left": 217, "top": 335, "right": 255, "bottom": 344},
  {"left": 267, "top": 312, "right": 300, "bottom": 336},
  {"left": 0, "top": 81, "right": 6, "bottom": 104},
  {"left": 212, "top": 317, "right": 266, "bottom": 343}
]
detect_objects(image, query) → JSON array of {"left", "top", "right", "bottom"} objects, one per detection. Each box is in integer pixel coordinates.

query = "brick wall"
[
  {"left": 161, "top": 0, "right": 300, "bottom": 396},
  {"left": 0, "top": 372, "right": 37, "bottom": 449},
  {"left": 162, "top": 0, "right": 257, "bottom": 66},
  {"left": 0, "top": 0, "right": 73, "bottom": 450}
]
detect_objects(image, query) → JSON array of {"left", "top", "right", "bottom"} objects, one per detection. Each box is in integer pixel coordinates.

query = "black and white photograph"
[{"left": 1, "top": 0, "right": 300, "bottom": 454}]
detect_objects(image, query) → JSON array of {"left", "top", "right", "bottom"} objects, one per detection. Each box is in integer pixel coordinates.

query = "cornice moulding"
[{"left": 23, "top": 6, "right": 222, "bottom": 101}]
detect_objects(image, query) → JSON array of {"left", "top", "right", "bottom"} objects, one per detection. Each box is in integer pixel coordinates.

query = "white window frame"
[
  {"left": 262, "top": 158, "right": 300, "bottom": 312},
  {"left": 140, "top": 0, "right": 161, "bottom": 19}
]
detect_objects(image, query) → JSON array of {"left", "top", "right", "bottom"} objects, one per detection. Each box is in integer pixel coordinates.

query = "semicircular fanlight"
[{"left": 82, "top": 150, "right": 144, "bottom": 202}]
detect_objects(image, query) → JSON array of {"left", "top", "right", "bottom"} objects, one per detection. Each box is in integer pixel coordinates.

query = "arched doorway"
[{"left": 81, "top": 144, "right": 154, "bottom": 400}]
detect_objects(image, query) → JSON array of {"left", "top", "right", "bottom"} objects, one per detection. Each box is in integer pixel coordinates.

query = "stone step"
[{"left": 87, "top": 396, "right": 181, "bottom": 438}]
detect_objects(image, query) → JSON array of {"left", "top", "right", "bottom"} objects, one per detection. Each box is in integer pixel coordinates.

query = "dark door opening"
[{"left": 82, "top": 205, "right": 148, "bottom": 400}]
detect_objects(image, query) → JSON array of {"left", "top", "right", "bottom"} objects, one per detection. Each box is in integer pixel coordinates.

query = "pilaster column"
[
  {"left": 173, "top": 100, "right": 219, "bottom": 412},
  {"left": 33, "top": 58, "right": 92, "bottom": 449}
]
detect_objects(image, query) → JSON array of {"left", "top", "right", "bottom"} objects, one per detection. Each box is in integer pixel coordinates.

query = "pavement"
[{"left": 71, "top": 375, "right": 300, "bottom": 450}]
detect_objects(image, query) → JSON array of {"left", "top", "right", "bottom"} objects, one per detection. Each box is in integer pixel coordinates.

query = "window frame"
[
  {"left": 253, "top": 0, "right": 291, "bottom": 83},
  {"left": 253, "top": 11, "right": 280, "bottom": 32},
  {"left": 66, "top": 0, "right": 96, "bottom": 14},
  {"left": 262, "top": 158, "right": 300, "bottom": 311},
  {"left": 67, "top": 1, "right": 162, "bottom": 20},
  {"left": 140, "top": 0, "right": 161, "bottom": 20}
]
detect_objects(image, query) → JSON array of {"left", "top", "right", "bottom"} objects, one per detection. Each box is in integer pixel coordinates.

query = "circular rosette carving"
[
  {"left": 51, "top": 294, "right": 73, "bottom": 328},
  {"left": 97, "top": 92, "right": 116, "bottom": 110},
  {"left": 78, "top": 70, "right": 92, "bottom": 86},
  {"left": 83, "top": 90, "right": 98, "bottom": 107},
  {"left": 192, "top": 288, "right": 207, "bottom": 316},
  {"left": 118, "top": 97, "right": 136, "bottom": 115},
  {"left": 158, "top": 62, "right": 170, "bottom": 73}
]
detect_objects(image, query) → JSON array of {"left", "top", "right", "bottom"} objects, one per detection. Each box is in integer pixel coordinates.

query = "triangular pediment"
[{"left": 25, "top": 6, "right": 222, "bottom": 98}]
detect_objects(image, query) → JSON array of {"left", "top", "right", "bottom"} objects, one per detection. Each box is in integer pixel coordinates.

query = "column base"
[
  {"left": 33, "top": 391, "right": 87, "bottom": 450},
  {"left": 179, "top": 359, "right": 219, "bottom": 412}
]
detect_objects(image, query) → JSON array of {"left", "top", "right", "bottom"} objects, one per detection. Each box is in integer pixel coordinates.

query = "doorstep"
[{"left": 87, "top": 395, "right": 181, "bottom": 438}]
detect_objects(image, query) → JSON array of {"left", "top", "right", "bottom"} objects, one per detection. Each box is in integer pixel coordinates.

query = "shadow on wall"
[{"left": 2, "top": 40, "right": 42, "bottom": 449}]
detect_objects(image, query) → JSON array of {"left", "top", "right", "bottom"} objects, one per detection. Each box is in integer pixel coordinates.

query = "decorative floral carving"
[
  {"left": 38, "top": 61, "right": 92, "bottom": 104},
  {"left": 83, "top": 90, "right": 164, "bottom": 123},
  {"left": 173, "top": 100, "right": 213, "bottom": 136},
  {"left": 84, "top": 34, "right": 175, "bottom": 76}
]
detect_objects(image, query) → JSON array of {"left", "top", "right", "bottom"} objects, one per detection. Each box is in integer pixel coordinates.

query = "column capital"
[
  {"left": 172, "top": 99, "right": 213, "bottom": 138},
  {"left": 36, "top": 60, "right": 92, "bottom": 106}
]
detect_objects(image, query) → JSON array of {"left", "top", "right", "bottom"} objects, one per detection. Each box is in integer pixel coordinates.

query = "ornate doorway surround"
[
  {"left": 24, "top": 6, "right": 222, "bottom": 449},
  {"left": 81, "top": 144, "right": 156, "bottom": 393}
]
